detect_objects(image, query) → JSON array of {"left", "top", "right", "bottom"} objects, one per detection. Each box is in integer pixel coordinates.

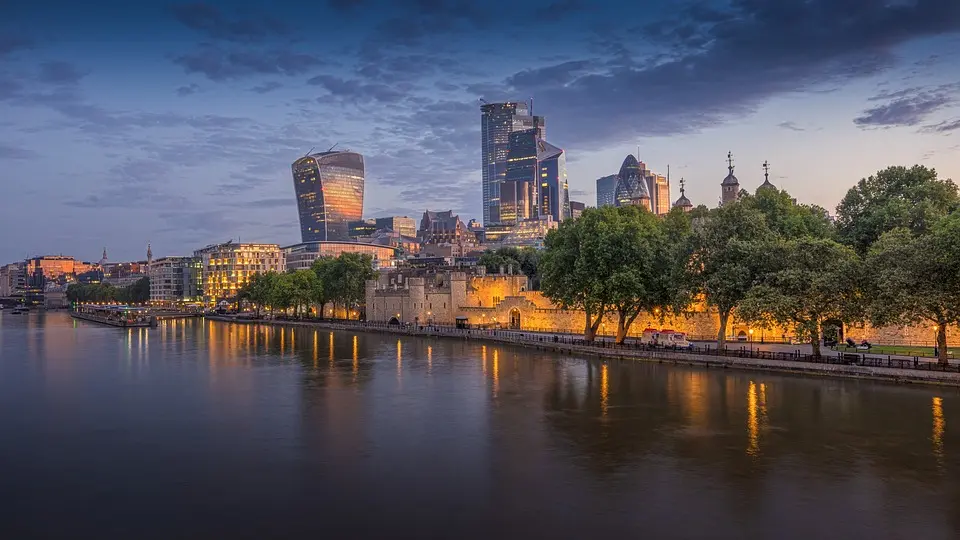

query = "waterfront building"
[
  {"left": 0, "top": 262, "right": 25, "bottom": 297},
  {"left": 419, "top": 210, "right": 476, "bottom": 245},
  {"left": 149, "top": 256, "right": 200, "bottom": 304},
  {"left": 374, "top": 216, "right": 417, "bottom": 238},
  {"left": 194, "top": 241, "right": 284, "bottom": 304},
  {"left": 614, "top": 155, "right": 652, "bottom": 211},
  {"left": 596, "top": 174, "right": 617, "bottom": 207},
  {"left": 569, "top": 200, "right": 585, "bottom": 219},
  {"left": 480, "top": 101, "right": 544, "bottom": 226},
  {"left": 283, "top": 241, "right": 398, "bottom": 271},
  {"left": 25, "top": 256, "right": 77, "bottom": 287},
  {"left": 721, "top": 151, "right": 740, "bottom": 206},
  {"left": 673, "top": 178, "right": 694, "bottom": 212},
  {"left": 292, "top": 150, "right": 365, "bottom": 242}
]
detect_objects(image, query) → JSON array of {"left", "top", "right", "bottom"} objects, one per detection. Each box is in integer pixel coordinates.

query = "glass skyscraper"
[
  {"left": 537, "top": 139, "right": 568, "bottom": 222},
  {"left": 292, "top": 151, "right": 365, "bottom": 242},
  {"left": 480, "top": 101, "right": 544, "bottom": 226},
  {"left": 596, "top": 175, "right": 617, "bottom": 207}
]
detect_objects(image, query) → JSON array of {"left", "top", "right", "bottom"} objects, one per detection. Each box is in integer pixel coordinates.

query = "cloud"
[
  {"left": 307, "top": 74, "right": 407, "bottom": 104},
  {"left": 854, "top": 88, "right": 955, "bottom": 128},
  {"left": 536, "top": 0, "right": 587, "bottom": 22},
  {"left": 0, "top": 143, "right": 37, "bottom": 159},
  {"left": 37, "top": 62, "right": 88, "bottom": 85},
  {"left": 173, "top": 44, "right": 324, "bottom": 81},
  {"left": 491, "top": 0, "right": 960, "bottom": 147},
  {"left": 228, "top": 197, "right": 295, "bottom": 209},
  {"left": 505, "top": 60, "right": 593, "bottom": 90},
  {"left": 921, "top": 118, "right": 960, "bottom": 133},
  {"left": 251, "top": 81, "right": 283, "bottom": 94},
  {"left": 778, "top": 121, "right": 806, "bottom": 132},
  {"left": 0, "top": 35, "right": 31, "bottom": 57},
  {"left": 170, "top": 3, "right": 287, "bottom": 43},
  {"left": 176, "top": 83, "right": 201, "bottom": 96}
]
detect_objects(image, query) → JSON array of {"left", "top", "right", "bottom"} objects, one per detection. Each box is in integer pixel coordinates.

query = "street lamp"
[{"left": 749, "top": 328, "right": 754, "bottom": 354}]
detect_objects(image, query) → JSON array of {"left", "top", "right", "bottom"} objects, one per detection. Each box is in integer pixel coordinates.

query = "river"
[{"left": 1, "top": 311, "right": 958, "bottom": 539}]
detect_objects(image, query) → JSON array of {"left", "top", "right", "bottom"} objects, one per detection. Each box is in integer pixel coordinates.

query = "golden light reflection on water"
[
  {"left": 747, "top": 381, "right": 767, "bottom": 457},
  {"left": 481, "top": 345, "right": 487, "bottom": 375},
  {"left": 352, "top": 335, "right": 359, "bottom": 376},
  {"left": 427, "top": 345, "right": 433, "bottom": 374},
  {"left": 492, "top": 349, "right": 500, "bottom": 398},
  {"left": 396, "top": 339, "right": 403, "bottom": 383},
  {"left": 328, "top": 332, "right": 334, "bottom": 364},
  {"left": 933, "top": 396, "right": 945, "bottom": 463},
  {"left": 600, "top": 363, "right": 609, "bottom": 418},
  {"left": 313, "top": 331, "right": 318, "bottom": 367}
]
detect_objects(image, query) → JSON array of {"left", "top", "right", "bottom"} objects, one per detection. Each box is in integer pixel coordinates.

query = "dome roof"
[
  {"left": 673, "top": 193, "right": 693, "bottom": 208},
  {"left": 758, "top": 178, "right": 776, "bottom": 190},
  {"left": 721, "top": 171, "right": 739, "bottom": 186}
]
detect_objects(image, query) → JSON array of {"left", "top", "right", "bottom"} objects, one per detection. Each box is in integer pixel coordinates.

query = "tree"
[
  {"left": 239, "top": 272, "right": 278, "bottom": 317},
  {"left": 690, "top": 202, "right": 773, "bottom": 349},
  {"left": 739, "top": 238, "right": 862, "bottom": 357},
  {"left": 541, "top": 207, "right": 617, "bottom": 342},
  {"left": 742, "top": 188, "right": 834, "bottom": 240},
  {"left": 326, "top": 253, "right": 376, "bottom": 318},
  {"left": 289, "top": 270, "right": 319, "bottom": 317},
  {"left": 836, "top": 165, "right": 958, "bottom": 253},
  {"left": 268, "top": 272, "right": 295, "bottom": 315},
  {"left": 478, "top": 247, "right": 541, "bottom": 288},
  {"left": 866, "top": 212, "right": 960, "bottom": 365},
  {"left": 310, "top": 257, "right": 335, "bottom": 319}
]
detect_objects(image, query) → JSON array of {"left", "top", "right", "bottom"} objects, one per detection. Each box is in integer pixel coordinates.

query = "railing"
[{"left": 223, "top": 317, "right": 959, "bottom": 374}]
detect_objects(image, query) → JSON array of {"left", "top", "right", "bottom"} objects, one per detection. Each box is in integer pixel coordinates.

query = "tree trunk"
[
  {"left": 717, "top": 309, "right": 730, "bottom": 350},
  {"left": 615, "top": 308, "right": 640, "bottom": 345},
  {"left": 937, "top": 321, "right": 949, "bottom": 366},
  {"left": 810, "top": 322, "right": 821, "bottom": 358},
  {"left": 584, "top": 306, "right": 604, "bottom": 343}
]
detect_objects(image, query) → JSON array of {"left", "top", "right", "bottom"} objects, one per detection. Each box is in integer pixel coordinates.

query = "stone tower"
[{"left": 721, "top": 151, "right": 740, "bottom": 206}]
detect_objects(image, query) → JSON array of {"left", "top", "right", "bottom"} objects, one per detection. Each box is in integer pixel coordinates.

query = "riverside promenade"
[{"left": 205, "top": 316, "right": 960, "bottom": 387}]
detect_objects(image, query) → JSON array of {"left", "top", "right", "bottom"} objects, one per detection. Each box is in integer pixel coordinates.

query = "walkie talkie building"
[{"left": 291, "top": 151, "right": 365, "bottom": 243}]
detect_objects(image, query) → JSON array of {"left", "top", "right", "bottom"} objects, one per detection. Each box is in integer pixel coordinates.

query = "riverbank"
[{"left": 204, "top": 316, "right": 960, "bottom": 387}]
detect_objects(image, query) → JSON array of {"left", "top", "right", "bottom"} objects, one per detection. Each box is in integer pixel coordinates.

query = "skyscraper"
[
  {"left": 596, "top": 175, "right": 618, "bottom": 207},
  {"left": 649, "top": 173, "right": 671, "bottom": 215},
  {"left": 480, "top": 101, "right": 544, "bottom": 226},
  {"left": 614, "top": 155, "right": 652, "bottom": 211},
  {"left": 292, "top": 150, "right": 365, "bottom": 242},
  {"left": 501, "top": 128, "right": 539, "bottom": 225},
  {"left": 536, "top": 139, "right": 569, "bottom": 222}
]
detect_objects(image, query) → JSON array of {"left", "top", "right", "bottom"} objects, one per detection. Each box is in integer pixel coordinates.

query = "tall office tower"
[
  {"left": 596, "top": 175, "right": 618, "bottom": 207},
  {"left": 614, "top": 154, "right": 652, "bottom": 211},
  {"left": 291, "top": 150, "right": 365, "bottom": 242},
  {"left": 649, "top": 173, "right": 671, "bottom": 215},
  {"left": 536, "top": 139, "right": 569, "bottom": 222},
  {"left": 501, "top": 128, "right": 539, "bottom": 225},
  {"left": 480, "top": 101, "right": 544, "bottom": 226}
]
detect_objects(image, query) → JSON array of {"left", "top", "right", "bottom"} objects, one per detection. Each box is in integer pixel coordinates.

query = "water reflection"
[{"left": 3, "top": 313, "right": 960, "bottom": 539}]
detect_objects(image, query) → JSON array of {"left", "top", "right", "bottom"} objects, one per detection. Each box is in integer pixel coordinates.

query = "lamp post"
[{"left": 749, "top": 328, "right": 754, "bottom": 354}]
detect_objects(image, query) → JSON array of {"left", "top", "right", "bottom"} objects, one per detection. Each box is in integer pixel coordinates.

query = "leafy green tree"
[
  {"left": 329, "top": 253, "right": 376, "bottom": 317},
  {"left": 742, "top": 188, "right": 834, "bottom": 240},
  {"left": 289, "top": 270, "right": 319, "bottom": 317},
  {"left": 739, "top": 238, "right": 862, "bottom": 357},
  {"left": 239, "top": 272, "right": 278, "bottom": 317},
  {"left": 310, "top": 257, "right": 335, "bottom": 319},
  {"left": 541, "top": 207, "right": 618, "bottom": 342},
  {"left": 836, "top": 165, "right": 958, "bottom": 253},
  {"left": 269, "top": 272, "right": 295, "bottom": 315},
  {"left": 866, "top": 212, "right": 960, "bottom": 365},
  {"left": 478, "top": 246, "right": 541, "bottom": 288},
  {"left": 690, "top": 202, "right": 773, "bottom": 349}
]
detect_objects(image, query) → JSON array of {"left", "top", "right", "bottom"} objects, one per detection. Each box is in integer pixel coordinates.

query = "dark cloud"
[
  {"left": 505, "top": 60, "right": 593, "bottom": 90},
  {"left": 854, "top": 86, "right": 956, "bottom": 128},
  {"left": 250, "top": 81, "right": 282, "bottom": 94},
  {"left": 37, "top": 62, "right": 88, "bottom": 85},
  {"left": 921, "top": 118, "right": 960, "bottom": 133},
  {"left": 0, "top": 35, "right": 31, "bottom": 57},
  {"left": 327, "top": 0, "right": 365, "bottom": 10},
  {"left": 0, "top": 143, "right": 37, "bottom": 160},
  {"left": 307, "top": 74, "right": 407, "bottom": 104},
  {"left": 170, "top": 3, "right": 287, "bottom": 43},
  {"left": 173, "top": 45, "right": 324, "bottom": 81},
  {"left": 778, "top": 121, "right": 806, "bottom": 132},
  {"left": 536, "top": 0, "right": 587, "bottom": 22},
  {"left": 228, "top": 197, "right": 295, "bottom": 209},
  {"left": 495, "top": 0, "right": 960, "bottom": 146},
  {"left": 176, "top": 83, "right": 201, "bottom": 96}
]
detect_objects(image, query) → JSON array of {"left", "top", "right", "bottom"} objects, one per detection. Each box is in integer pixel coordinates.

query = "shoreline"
[{"left": 203, "top": 316, "right": 960, "bottom": 388}]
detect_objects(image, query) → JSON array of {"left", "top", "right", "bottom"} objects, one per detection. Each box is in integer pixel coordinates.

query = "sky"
[{"left": 1, "top": 0, "right": 959, "bottom": 263}]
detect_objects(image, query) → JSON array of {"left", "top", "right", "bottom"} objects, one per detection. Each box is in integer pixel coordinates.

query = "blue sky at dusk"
[{"left": 1, "top": 0, "right": 959, "bottom": 262}]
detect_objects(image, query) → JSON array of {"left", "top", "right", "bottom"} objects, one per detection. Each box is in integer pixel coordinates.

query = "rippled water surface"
[{"left": 1, "top": 312, "right": 959, "bottom": 539}]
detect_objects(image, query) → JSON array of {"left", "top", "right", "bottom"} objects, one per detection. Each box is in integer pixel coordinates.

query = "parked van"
[{"left": 641, "top": 328, "right": 693, "bottom": 349}]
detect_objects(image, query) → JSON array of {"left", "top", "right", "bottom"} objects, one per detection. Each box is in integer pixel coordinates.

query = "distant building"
[
  {"left": 25, "top": 255, "right": 77, "bottom": 287},
  {"left": 374, "top": 216, "right": 417, "bottom": 238},
  {"left": 596, "top": 174, "right": 618, "bottom": 207},
  {"left": 419, "top": 210, "right": 475, "bottom": 245},
  {"left": 194, "top": 241, "right": 284, "bottom": 304},
  {"left": 480, "top": 101, "right": 544, "bottom": 226},
  {"left": 149, "top": 256, "right": 200, "bottom": 304},
  {"left": 348, "top": 219, "right": 378, "bottom": 238},
  {"left": 500, "top": 216, "right": 558, "bottom": 248},
  {"left": 614, "top": 155, "right": 652, "bottom": 211},
  {"left": 537, "top": 139, "right": 569, "bottom": 222},
  {"left": 758, "top": 160, "right": 776, "bottom": 191},
  {"left": 569, "top": 200, "right": 585, "bottom": 219},
  {"left": 467, "top": 219, "right": 482, "bottom": 231},
  {"left": 292, "top": 150, "right": 365, "bottom": 242},
  {"left": 673, "top": 178, "right": 694, "bottom": 212},
  {"left": 649, "top": 173, "right": 671, "bottom": 216},
  {"left": 283, "top": 241, "right": 398, "bottom": 271},
  {"left": 721, "top": 151, "right": 740, "bottom": 206},
  {"left": 0, "top": 262, "right": 25, "bottom": 297}
]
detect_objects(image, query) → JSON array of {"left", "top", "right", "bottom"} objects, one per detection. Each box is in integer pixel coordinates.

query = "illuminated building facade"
[
  {"left": 419, "top": 210, "right": 476, "bottom": 245},
  {"left": 650, "top": 173, "right": 671, "bottom": 216},
  {"left": 614, "top": 154, "right": 652, "bottom": 211},
  {"left": 149, "top": 256, "right": 200, "bottom": 304},
  {"left": 502, "top": 128, "right": 539, "bottom": 224},
  {"left": 194, "top": 242, "right": 284, "bottom": 304},
  {"left": 0, "top": 262, "right": 25, "bottom": 297},
  {"left": 480, "top": 101, "right": 544, "bottom": 226},
  {"left": 283, "top": 241, "right": 398, "bottom": 271},
  {"left": 569, "top": 200, "right": 585, "bottom": 219},
  {"left": 537, "top": 139, "right": 569, "bottom": 222},
  {"left": 374, "top": 216, "right": 417, "bottom": 238},
  {"left": 292, "top": 151, "right": 365, "bottom": 242}
]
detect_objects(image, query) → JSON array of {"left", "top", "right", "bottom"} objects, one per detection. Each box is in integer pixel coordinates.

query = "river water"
[{"left": 1, "top": 312, "right": 958, "bottom": 539}]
